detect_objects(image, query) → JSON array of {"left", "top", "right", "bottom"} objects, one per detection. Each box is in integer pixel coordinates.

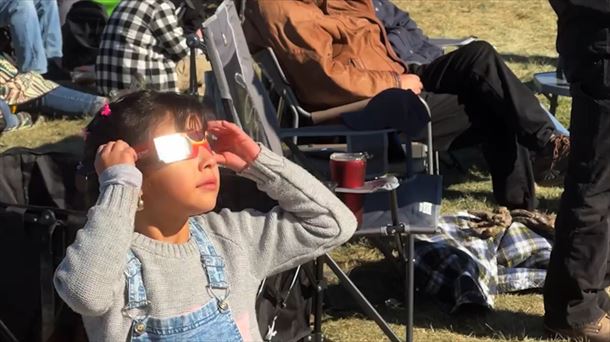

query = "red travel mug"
[{"left": 329, "top": 153, "right": 367, "bottom": 225}]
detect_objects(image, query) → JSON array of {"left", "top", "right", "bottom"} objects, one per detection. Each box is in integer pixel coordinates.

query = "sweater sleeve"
[
  {"left": 54, "top": 166, "right": 141, "bottom": 316},
  {"left": 199, "top": 146, "right": 357, "bottom": 280}
]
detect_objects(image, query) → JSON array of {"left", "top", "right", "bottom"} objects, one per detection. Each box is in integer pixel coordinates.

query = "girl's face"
[{"left": 139, "top": 115, "right": 220, "bottom": 217}]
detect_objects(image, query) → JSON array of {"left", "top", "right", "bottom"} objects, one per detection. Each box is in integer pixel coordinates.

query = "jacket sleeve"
[
  {"left": 54, "top": 165, "right": 142, "bottom": 316},
  {"left": 199, "top": 146, "right": 357, "bottom": 280},
  {"left": 374, "top": 0, "right": 442, "bottom": 64}
]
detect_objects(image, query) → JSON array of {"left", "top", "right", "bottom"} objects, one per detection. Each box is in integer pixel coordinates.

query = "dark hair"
[{"left": 80, "top": 90, "right": 214, "bottom": 203}]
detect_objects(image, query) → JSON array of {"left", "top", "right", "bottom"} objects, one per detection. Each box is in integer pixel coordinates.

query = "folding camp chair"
[
  {"left": 533, "top": 61, "right": 571, "bottom": 116},
  {"left": 253, "top": 47, "right": 436, "bottom": 177},
  {"left": 200, "top": 2, "right": 440, "bottom": 341}
]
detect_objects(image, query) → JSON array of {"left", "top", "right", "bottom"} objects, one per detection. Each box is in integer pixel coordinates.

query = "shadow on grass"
[
  {"left": 443, "top": 188, "right": 495, "bottom": 204},
  {"left": 325, "top": 293, "right": 548, "bottom": 340},
  {"left": 439, "top": 149, "right": 489, "bottom": 181},
  {"left": 537, "top": 195, "right": 561, "bottom": 213}
]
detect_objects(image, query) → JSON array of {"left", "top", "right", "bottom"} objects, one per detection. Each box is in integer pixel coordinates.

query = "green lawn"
[{"left": 0, "top": 1, "right": 573, "bottom": 341}]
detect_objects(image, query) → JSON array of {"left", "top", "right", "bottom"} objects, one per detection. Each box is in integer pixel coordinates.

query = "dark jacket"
[
  {"left": 549, "top": 0, "right": 610, "bottom": 58},
  {"left": 372, "top": 0, "right": 442, "bottom": 65}
]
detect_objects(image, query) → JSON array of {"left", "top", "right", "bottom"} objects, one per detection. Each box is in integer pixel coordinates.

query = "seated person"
[
  {"left": 0, "top": 0, "right": 68, "bottom": 79},
  {"left": 372, "top": 0, "right": 568, "bottom": 184},
  {"left": 96, "top": 0, "right": 210, "bottom": 96},
  {"left": 1, "top": 53, "right": 107, "bottom": 131},
  {"left": 243, "top": 0, "right": 569, "bottom": 210}
]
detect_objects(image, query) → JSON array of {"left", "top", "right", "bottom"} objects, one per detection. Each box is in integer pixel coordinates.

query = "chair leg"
[
  {"left": 311, "top": 256, "right": 324, "bottom": 342},
  {"left": 549, "top": 94, "right": 559, "bottom": 115},
  {"left": 404, "top": 234, "right": 415, "bottom": 342},
  {"left": 324, "top": 254, "right": 402, "bottom": 342},
  {"left": 0, "top": 319, "right": 18, "bottom": 342}
]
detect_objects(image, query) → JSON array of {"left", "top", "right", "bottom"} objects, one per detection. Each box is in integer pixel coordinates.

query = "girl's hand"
[
  {"left": 206, "top": 120, "right": 261, "bottom": 172},
  {"left": 94, "top": 140, "right": 138, "bottom": 176}
]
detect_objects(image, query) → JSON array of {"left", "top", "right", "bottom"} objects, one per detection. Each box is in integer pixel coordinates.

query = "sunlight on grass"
[{"left": 0, "top": 118, "right": 89, "bottom": 153}]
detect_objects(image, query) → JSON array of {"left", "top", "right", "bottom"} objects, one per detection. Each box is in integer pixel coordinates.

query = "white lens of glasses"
[{"left": 153, "top": 133, "right": 191, "bottom": 163}]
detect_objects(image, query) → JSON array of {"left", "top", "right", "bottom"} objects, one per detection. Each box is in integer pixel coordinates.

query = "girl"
[{"left": 54, "top": 90, "right": 356, "bottom": 341}]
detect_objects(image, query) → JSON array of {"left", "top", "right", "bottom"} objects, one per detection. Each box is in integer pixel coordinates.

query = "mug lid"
[{"left": 330, "top": 152, "right": 367, "bottom": 161}]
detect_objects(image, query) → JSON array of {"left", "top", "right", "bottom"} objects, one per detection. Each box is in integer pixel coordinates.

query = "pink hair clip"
[{"left": 100, "top": 103, "right": 111, "bottom": 117}]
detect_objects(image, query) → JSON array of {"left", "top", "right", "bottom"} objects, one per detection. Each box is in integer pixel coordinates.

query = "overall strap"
[
  {"left": 189, "top": 218, "right": 229, "bottom": 290},
  {"left": 122, "top": 249, "right": 151, "bottom": 314}
]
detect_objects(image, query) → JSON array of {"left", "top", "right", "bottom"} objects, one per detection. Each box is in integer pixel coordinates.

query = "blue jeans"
[
  {"left": 25, "top": 86, "right": 106, "bottom": 117},
  {"left": 0, "top": 98, "right": 19, "bottom": 129},
  {"left": 0, "top": 0, "right": 62, "bottom": 73}
]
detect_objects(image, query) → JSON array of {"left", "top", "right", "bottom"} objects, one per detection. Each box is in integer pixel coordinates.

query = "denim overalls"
[{"left": 122, "top": 218, "right": 244, "bottom": 341}]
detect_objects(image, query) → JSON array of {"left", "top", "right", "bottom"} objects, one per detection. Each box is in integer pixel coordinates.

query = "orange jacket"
[{"left": 244, "top": 0, "right": 407, "bottom": 111}]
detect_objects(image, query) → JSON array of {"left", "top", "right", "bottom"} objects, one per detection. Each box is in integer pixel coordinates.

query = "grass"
[{"left": 0, "top": 1, "right": 574, "bottom": 341}]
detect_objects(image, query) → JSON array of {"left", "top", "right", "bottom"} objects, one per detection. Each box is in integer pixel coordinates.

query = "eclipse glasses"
[{"left": 134, "top": 130, "right": 212, "bottom": 164}]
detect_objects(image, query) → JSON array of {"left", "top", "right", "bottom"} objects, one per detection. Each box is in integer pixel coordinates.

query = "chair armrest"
[
  {"left": 310, "top": 99, "right": 371, "bottom": 124},
  {"left": 335, "top": 176, "right": 400, "bottom": 194},
  {"left": 278, "top": 125, "right": 395, "bottom": 138},
  {"left": 429, "top": 36, "right": 477, "bottom": 49}
]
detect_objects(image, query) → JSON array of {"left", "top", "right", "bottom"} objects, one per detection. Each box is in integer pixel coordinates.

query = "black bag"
[
  {"left": 0, "top": 140, "right": 88, "bottom": 342},
  {"left": 255, "top": 263, "right": 315, "bottom": 342},
  {"left": 61, "top": 0, "right": 108, "bottom": 70}
]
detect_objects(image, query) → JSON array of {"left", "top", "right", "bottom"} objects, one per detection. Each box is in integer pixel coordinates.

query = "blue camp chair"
[{"left": 200, "top": 2, "right": 440, "bottom": 341}]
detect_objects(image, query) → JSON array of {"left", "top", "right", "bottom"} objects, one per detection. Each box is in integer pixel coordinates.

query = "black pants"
[
  {"left": 413, "top": 41, "right": 555, "bottom": 209},
  {"left": 544, "top": 54, "right": 610, "bottom": 327}
]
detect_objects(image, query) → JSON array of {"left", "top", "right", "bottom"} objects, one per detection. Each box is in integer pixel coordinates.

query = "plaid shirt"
[
  {"left": 414, "top": 212, "right": 552, "bottom": 312},
  {"left": 96, "top": 0, "right": 189, "bottom": 95}
]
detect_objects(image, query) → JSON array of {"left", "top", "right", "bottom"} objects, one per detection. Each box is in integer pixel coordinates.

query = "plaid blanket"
[{"left": 414, "top": 212, "right": 552, "bottom": 312}]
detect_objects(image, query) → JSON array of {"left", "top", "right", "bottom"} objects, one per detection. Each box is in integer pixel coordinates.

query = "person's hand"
[
  {"left": 94, "top": 140, "right": 138, "bottom": 176},
  {"left": 398, "top": 74, "right": 423, "bottom": 94},
  {"left": 206, "top": 120, "right": 261, "bottom": 172}
]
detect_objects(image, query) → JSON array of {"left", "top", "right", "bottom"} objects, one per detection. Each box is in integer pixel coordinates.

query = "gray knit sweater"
[{"left": 54, "top": 146, "right": 357, "bottom": 341}]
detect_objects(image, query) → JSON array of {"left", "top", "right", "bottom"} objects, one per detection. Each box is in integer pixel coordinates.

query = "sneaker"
[
  {"left": 4, "top": 112, "right": 34, "bottom": 132},
  {"left": 534, "top": 134, "right": 570, "bottom": 187},
  {"left": 545, "top": 314, "right": 610, "bottom": 342}
]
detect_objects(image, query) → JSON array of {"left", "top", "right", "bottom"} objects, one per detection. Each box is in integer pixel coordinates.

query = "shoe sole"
[
  {"left": 545, "top": 324, "right": 598, "bottom": 341},
  {"left": 545, "top": 324, "right": 572, "bottom": 338}
]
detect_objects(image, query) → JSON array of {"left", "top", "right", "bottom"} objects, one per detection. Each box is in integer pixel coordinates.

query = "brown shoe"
[
  {"left": 534, "top": 134, "right": 570, "bottom": 187},
  {"left": 545, "top": 314, "right": 610, "bottom": 342}
]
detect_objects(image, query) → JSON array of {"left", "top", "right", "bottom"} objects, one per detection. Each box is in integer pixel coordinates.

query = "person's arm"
[
  {"left": 54, "top": 156, "right": 141, "bottom": 315},
  {"left": 374, "top": 0, "right": 442, "bottom": 64},
  {"left": 149, "top": 1, "right": 189, "bottom": 62},
  {"left": 199, "top": 120, "right": 357, "bottom": 280},
  {"left": 200, "top": 145, "right": 357, "bottom": 279}
]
